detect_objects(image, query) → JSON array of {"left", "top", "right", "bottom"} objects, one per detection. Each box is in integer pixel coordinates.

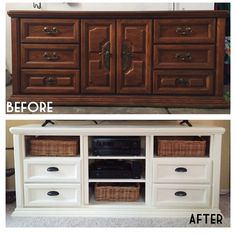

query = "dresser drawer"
[
  {"left": 153, "top": 70, "right": 214, "bottom": 95},
  {"left": 153, "top": 159, "right": 212, "bottom": 184},
  {"left": 21, "top": 69, "right": 80, "bottom": 94},
  {"left": 24, "top": 158, "right": 80, "bottom": 183},
  {"left": 24, "top": 184, "right": 81, "bottom": 207},
  {"left": 154, "top": 45, "right": 215, "bottom": 69},
  {"left": 21, "top": 44, "right": 79, "bottom": 68},
  {"left": 21, "top": 19, "right": 79, "bottom": 43},
  {"left": 154, "top": 18, "right": 216, "bottom": 44},
  {"left": 152, "top": 184, "right": 211, "bottom": 208}
]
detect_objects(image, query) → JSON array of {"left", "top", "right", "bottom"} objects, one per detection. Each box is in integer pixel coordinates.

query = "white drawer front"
[
  {"left": 152, "top": 184, "right": 211, "bottom": 208},
  {"left": 24, "top": 158, "right": 80, "bottom": 182},
  {"left": 24, "top": 184, "right": 81, "bottom": 207},
  {"left": 153, "top": 159, "right": 211, "bottom": 183}
]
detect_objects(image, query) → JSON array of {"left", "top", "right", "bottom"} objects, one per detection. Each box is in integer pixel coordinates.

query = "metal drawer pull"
[
  {"left": 47, "top": 167, "right": 59, "bottom": 172},
  {"left": 44, "top": 76, "right": 57, "bottom": 86},
  {"left": 175, "top": 167, "right": 187, "bottom": 172},
  {"left": 175, "top": 52, "right": 192, "bottom": 62},
  {"left": 176, "top": 26, "right": 192, "bottom": 36},
  {"left": 175, "top": 78, "right": 189, "bottom": 87},
  {"left": 43, "top": 52, "right": 59, "bottom": 61},
  {"left": 175, "top": 191, "right": 187, "bottom": 197},
  {"left": 42, "top": 26, "right": 58, "bottom": 35},
  {"left": 47, "top": 191, "right": 59, "bottom": 196}
]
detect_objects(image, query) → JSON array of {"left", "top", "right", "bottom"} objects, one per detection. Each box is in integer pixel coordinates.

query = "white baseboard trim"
[
  {"left": 6, "top": 189, "right": 15, "bottom": 192},
  {"left": 220, "top": 189, "right": 230, "bottom": 195}
]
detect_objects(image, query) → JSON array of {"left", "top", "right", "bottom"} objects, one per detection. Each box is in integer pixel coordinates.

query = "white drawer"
[
  {"left": 24, "top": 184, "right": 81, "bottom": 207},
  {"left": 152, "top": 184, "right": 211, "bottom": 208},
  {"left": 24, "top": 158, "right": 80, "bottom": 183},
  {"left": 153, "top": 158, "right": 211, "bottom": 183}
]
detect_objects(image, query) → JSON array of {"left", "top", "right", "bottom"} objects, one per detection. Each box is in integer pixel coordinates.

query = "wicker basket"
[
  {"left": 95, "top": 183, "right": 140, "bottom": 202},
  {"left": 157, "top": 137, "right": 207, "bottom": 157},
  {"left": 29, "top": 137, "right": 79, "bottom": 156}
]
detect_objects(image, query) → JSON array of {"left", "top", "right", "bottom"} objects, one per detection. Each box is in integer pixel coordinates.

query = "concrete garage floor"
[{"left": 6, "top": 84, "right": 230, "bottom": 114}]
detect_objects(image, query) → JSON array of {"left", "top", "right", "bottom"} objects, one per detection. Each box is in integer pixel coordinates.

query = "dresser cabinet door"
[
  {"left": 81, "top": 20, "right": 116, "bottom": 94},
  {"left": 117, "top": 20, "right": 152, "bottom": 94}
]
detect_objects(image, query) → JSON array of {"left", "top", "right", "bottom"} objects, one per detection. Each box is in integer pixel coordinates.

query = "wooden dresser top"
[{"left": 8, "top": 10, "right": 229, "bottom": 18}]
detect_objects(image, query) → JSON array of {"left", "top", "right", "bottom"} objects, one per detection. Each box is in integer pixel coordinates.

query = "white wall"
[
  {"left": 5, "top": 2, "right": 214, "bottom": 73},
  {"left": 176, "top": 2, "right": 214, "bottom": 10}
]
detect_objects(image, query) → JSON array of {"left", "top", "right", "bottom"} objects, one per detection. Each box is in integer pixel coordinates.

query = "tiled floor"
[{"left": 6, "top": 85, "right": 230, "bottom": 114}]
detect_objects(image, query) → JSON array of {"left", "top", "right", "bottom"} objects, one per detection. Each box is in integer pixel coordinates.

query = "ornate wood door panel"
[
  {"left": 81, "top": 20, "right": 115, "bottom": 94},
  {"left": 117, "top": 20, "right": 152, "bottom": 94}
]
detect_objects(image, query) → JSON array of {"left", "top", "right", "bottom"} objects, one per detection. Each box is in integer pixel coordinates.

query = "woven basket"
[
  {"left": 95, "top": 183, "right": 140, "bottom": 201},
  {"left": 29, "top": 137, "right": 79, "bottom": 156},
  {"left": 157, "top": 137, "right": 207, "bottom": 157}
]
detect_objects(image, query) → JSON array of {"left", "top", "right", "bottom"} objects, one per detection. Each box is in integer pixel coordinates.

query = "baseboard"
[
  {"left": 220, "top": 189, "right": 230, "bottom": 195},
  {"left": 6, "top": 189, "right": 15, "bottom": 192}
]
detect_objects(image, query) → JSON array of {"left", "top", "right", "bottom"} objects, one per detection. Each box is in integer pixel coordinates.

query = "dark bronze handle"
[
  {"left": 122, "top": 43, "right": 132, "bottom": 71},
  {"left": 175, "top": 52, "right": 192, "bottom": 62},
  {"left": 44, "top": 76, "right": 57, "bottom": 86},
  {"left": 42, "top": 26, "right": 58, "bottom": 35},
  {"left": 175, "top": 78, "right": 189, "bottom": 87},
  {"left": 176, "top": 26, "right": 192, "bottom": 36},
  {"left": 47, "top": 191, "right": 59, "bottom": 196},
  {"left": 104, "top": 50, "right": 110, "bottom": 70},
  {"left": 43, "top": 52, "right": 59, "bottom": 61},
  {"left": 175, "top": 191, "right": 187, "bottom": 197},
  {"left": 47, "top": 167, "right": 59, "bottom": 172},
  {"left": 175, "top": 167, "right": 187, "bottom": 172},
  {"left": 99, "top": 42, "right": 110, "bottom": 70}
]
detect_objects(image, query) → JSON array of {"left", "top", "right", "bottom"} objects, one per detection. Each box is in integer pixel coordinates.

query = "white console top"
[{"left": 10, "top": 124, "right": 225, "bottom": 135}]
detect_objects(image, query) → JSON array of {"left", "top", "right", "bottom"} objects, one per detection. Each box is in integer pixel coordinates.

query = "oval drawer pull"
[
  {"left": 175, "top": 167, "right": 187, "bottom": 172},
  {"left": 47, "top": 167, "right": 59, "bottom": 172},
  {"left": 47, "top": 191, "right": 59, "bottom": 196},
  {"left": 175, "top": 191, "right": 187, "bottom": 197}
]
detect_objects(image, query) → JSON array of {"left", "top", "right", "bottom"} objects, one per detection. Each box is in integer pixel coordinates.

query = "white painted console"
[{"left": 10, "top": 124, "right": 225, "bottom": 217}]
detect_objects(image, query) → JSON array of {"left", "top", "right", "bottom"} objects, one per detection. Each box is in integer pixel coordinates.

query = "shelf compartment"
[
  {"left": 89, "top": 159, "right": 145, "bottom": 180},
  {"left": 154, "top": 136, "right": 210, "bottom": 158},
  {"left": 89, "top": 182, "right": 145, "bottom": 204},
  {"left": 25, "top": 136, "right": 80, "bottom": 157},
  {"left": 88, "top": 136, "right": 146, "bottom": 157}
]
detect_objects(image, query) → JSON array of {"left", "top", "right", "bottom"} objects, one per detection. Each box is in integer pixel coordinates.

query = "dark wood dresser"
[{"left": 8, "top": 11, "right": 229, "bottom": 107}]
